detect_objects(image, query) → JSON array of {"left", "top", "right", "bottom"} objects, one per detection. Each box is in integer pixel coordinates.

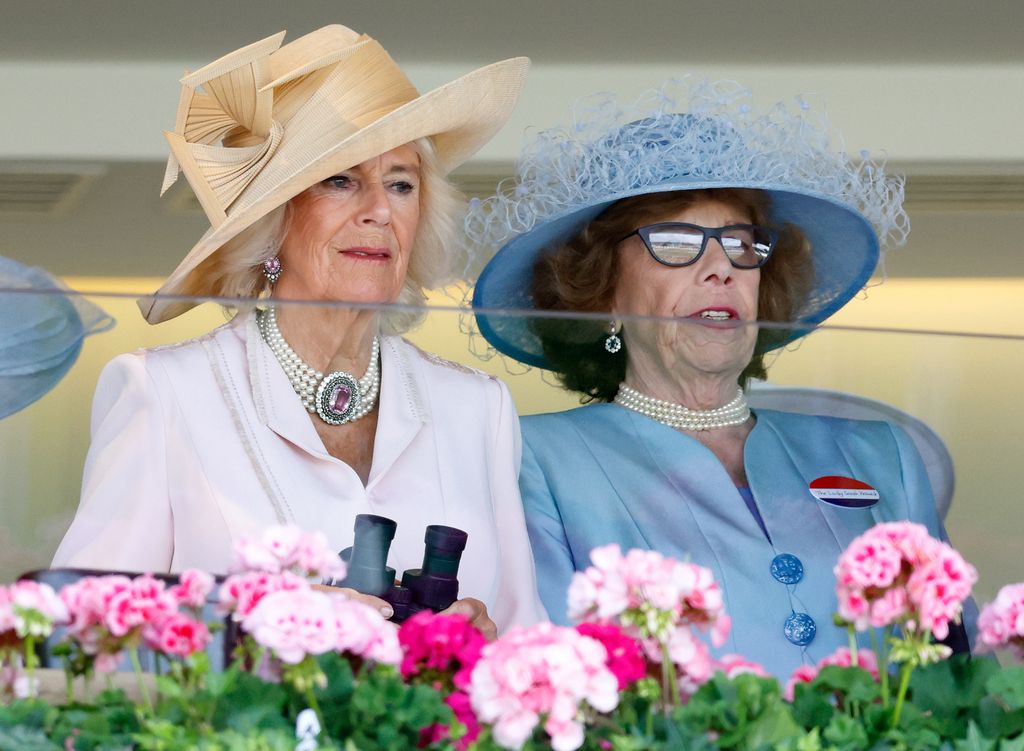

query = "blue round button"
[
  {"left": 784, "top": 612, "right": 817, "bottom": 646},
  {"left": 770, "top": 553, "right": 804, "bottom": 585}
]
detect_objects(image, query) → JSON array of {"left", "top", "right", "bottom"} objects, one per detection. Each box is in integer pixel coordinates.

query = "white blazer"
[{"left": 53, "top": 314, "right": 545, "bottom": 631}]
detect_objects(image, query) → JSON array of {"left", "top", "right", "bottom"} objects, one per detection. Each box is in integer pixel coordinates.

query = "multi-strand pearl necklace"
[
  {"left": 613, "top": 384, "right": 750, "bottom": 431},
  {"left": 257, "top": 307, "right": 381, "bottom": 426}
]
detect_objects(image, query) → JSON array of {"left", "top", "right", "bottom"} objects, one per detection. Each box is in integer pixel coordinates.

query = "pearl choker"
[
  {"left": 257, "top": 307, "right": 381, "bottom": 426},
  {"left": 613, "top": 384, "right": 750, "bottom": 431}
]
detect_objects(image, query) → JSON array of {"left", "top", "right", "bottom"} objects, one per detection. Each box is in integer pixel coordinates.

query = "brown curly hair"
[{"left": 529, "top": 188, "right": 814, "bottom": 402}]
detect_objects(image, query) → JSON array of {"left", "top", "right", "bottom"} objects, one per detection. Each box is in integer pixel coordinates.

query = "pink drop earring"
[{"left": 262, "top": 256, "right": 282, "bottom": 285}]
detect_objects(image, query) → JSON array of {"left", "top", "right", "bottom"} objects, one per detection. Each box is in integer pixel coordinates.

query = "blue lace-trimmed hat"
[
  {"left": 0, "top": 256, "right": 114, "bottom": 419},
  {"left": 467, "top": 78, "right": 909, "bottom": 369}
]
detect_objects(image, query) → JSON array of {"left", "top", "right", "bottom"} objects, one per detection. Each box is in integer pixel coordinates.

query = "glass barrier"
[{"left": 0, "top": 285, "right": 1022, "bottom": 616}]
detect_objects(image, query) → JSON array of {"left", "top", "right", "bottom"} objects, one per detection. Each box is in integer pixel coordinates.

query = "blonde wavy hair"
[{"left": 186, "top": 137, "right": 466, "bottom": 334}]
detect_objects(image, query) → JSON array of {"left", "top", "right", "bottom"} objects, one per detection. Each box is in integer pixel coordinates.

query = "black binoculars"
[{"left": 329, "top": 514, "right": 467, "bottom": 623}]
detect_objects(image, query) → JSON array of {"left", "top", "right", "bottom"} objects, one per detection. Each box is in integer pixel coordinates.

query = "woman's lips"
[
  {"left": 685, "top": 306, "right": 744, "bottom": 329},
  {"left": 339, "top": 246, "right": 391, "bottom": 261}
]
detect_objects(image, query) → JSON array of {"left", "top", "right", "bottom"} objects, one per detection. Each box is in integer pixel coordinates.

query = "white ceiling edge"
[{"left": 3, "top": 61, "right": 1024, "bottom": 164}]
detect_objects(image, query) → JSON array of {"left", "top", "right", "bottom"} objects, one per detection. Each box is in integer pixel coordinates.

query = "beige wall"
[{"left": 3, "top": 62, "right": 1024, "bottom": 163}]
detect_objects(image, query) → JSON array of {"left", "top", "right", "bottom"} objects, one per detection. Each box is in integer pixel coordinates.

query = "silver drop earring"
[
  {"left": 262, "top": 256, "right": 282, "bottom": 285},
  {"left": 604, "top": 320, "right": 622, "bottom": 354}
]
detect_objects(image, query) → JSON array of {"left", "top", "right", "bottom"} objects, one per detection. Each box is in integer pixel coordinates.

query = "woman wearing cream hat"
[{"left": 52, "top": 25, "right": 543, "bottom": 635}]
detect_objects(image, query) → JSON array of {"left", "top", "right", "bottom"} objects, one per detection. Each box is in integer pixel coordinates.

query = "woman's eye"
[
  {"left": 391, "top": 180, "right": 416, "bottom": 195},
  {"left": 324, "top": 174, "right": 352, "bottom": 189}
]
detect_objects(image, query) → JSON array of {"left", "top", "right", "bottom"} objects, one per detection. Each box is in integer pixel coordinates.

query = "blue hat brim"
[
  {"left": 0, "top": 340, "right": 84, "bottom": 419},
  {"left": 0, "top": 257, "right": 114, "bottom": 419},
  {"left": 472, "top": 179, "right": 879, "bottom": 370}
]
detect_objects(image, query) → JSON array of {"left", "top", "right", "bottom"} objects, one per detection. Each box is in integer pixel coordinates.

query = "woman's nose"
[
  {"left": 697, "top": 239, "right": 735, "bottom": 284},
  {"left": 357, "top": 183, "right": 392, "bottom": 225}
]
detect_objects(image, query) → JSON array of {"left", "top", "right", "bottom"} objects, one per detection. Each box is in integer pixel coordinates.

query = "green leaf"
[
  {"left": 0, "top": 725, "right": 61, "bottom": 751},
  {"left": 998, "top": 735, "right": 1024, "bottom": 751},
  {"left": 211, "top": 671, "right": 289, "bottom": 733},
  {"left": 822, "top": 714, "right": 869, "bottom": 751},
  {"left": 812, "top": 665, "right": 882, "bottom": 706},
  {"left": 952, "top": 721, "right": 998, "bottom": 751},
  {"left": 155, "top": 674, "right": 183, "bottom": 698},
  {"left": 987, "top": 667, "right": 1024, "bottom": 711}
]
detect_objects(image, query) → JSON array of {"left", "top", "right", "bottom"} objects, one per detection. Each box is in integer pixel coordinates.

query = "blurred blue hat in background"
[{"left": 0, "top": 256, "right": 114, "bottom": 419}]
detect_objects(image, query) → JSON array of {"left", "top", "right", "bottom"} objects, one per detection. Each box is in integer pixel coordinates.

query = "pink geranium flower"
[
  {"left": 60, "top": 575, "right": 133, "bottom": 667},
  {"left": 242, "top": 588, "right": 339, "bottom": 665},
  {"left": 978, "top": 582, "right": 1024, "bottom": 659},
  {"left": 170, "top": 569, "right": 215, "bottom": 610},
  {"left": 1, "top": 581, "right": 68, "bottom": 640},
  {"left": 469, "top": 622, "right": 619, "bottom": 751},
  {"left": 329, "top": 595, "right": 401, "bottom": 666},
  {"left": 218, "top": 570, "right": 307, "bottom": 621},
  {"left": 229, "top": 524, "right": 346, "bottom": 581},
  {"left": 834, "top": 522, "right": 976, "bottom": 640},
  {"left": 240, "top": 587, "right": 400, "bottom": 667},
  {"left": 146, "top": 613, "right": 211, "bottom": 658},
  {"left": 104, "top": 575, "right": 177, "bottom": 639},
  {"left": 566, "top": 545, "right": 730, "bottom": 699},
  {"left": 715, "top": 654, "right": 769, "bottom": 680},
  {"left": 568, "top": 545, "right": 729, "bottom": 645}
]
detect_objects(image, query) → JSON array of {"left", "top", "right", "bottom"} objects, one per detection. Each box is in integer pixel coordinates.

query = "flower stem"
[
  {"left": 128, "top": 647, "right": 154, "bottom": 715},
  {"left": 660, "top": 643, "right": 682, "bottom": 708},
  {"left": 890, "top": 661, "right": 913, "bottom": 729},
  {"left": 847, "top": 626, "right": 858, "bottom": 667},
  {"left": 304, "top": 684, "right": 326, "bottom": 737},
  {"left": 878, "top": 627, "right": 891, "bottom": 709},
  {"left": 23, "top": 635, "right": 38, "bottom": 699}
]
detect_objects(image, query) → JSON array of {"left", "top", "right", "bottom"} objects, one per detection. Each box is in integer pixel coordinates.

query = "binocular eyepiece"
[{"left": 330, "top": 514, "right": 468, "bottom": 623}]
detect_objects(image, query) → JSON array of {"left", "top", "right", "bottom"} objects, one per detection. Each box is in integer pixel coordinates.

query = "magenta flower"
[
  {"left": 399, "top": 612, "right": 486, "bottom": 748},
  {"left": 575, "top": 622, "right": 646, "bottom": 690},
  {"left": 399, "top": 611, "right": 486, "bottom": 688}
]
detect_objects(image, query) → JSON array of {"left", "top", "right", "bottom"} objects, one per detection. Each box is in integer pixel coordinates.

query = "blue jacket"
[{"left": 521, "top": 404, "right": 966, "bottom": 679}]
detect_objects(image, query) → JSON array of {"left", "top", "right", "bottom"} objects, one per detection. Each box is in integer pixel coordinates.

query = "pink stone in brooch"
[
  {"left": 330, "top": 382, "right": 352, "bottom": 414},
  {"left": 315, "top": 371, "right": 360, "bottom": 425}
]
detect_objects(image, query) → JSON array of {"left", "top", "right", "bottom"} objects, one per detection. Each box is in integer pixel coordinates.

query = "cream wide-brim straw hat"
[{"left": 138, "top": 25, "right": 529, "bottom": 324}]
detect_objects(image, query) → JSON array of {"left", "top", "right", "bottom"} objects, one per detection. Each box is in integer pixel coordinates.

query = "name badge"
[{"left": 809, "top": 475, "right": 879, "bottom": 508}]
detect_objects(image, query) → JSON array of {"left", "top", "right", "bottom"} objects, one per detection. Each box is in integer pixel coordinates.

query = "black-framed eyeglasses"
[{"left": 621, "top": 222, "right": 777, "bottom": 269}]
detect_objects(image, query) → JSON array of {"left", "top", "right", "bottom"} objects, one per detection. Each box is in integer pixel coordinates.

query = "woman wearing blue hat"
[{"left": 468, "top": 80, "right": 970, "bottom": 678}]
